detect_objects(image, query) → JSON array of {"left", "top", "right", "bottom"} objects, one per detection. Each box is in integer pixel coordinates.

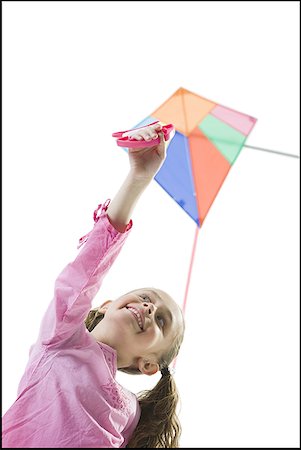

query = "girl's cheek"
[{"left": 145, "top": 328, "right": 158, "bottom": 340}]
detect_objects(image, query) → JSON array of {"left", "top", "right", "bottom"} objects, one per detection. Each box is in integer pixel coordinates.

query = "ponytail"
[{"left": 126, "top": 370, "right": 181, "bottom": 448}]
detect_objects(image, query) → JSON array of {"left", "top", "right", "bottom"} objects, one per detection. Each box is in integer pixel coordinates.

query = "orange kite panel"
[
  {"left": 152, "top": 87, "right": 216, "bottom": 136},
  {"left": 188, "top": 127, "right": 231, "bottom": 224}
]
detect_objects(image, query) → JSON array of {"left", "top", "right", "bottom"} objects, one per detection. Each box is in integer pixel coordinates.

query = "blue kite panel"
[
  {"left": 121, "top": 116, "right": 199, "bottom": 226},
  {"left": 155, "top": 131, "right": 199, "bottom": 226}
]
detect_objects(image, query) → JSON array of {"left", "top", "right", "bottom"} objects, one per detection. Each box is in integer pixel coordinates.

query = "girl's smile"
[{"left": 125, "top": 306, "right": 144, "bottom": 330}]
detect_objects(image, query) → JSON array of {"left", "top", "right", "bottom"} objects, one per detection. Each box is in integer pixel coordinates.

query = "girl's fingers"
[
  {"left": 144, "top": 131, "right": 157, "bottom": 140},
  {"left": 124, "top": 123, "right": 162, "bottom": 141},
  {"left": 132, "top": 131, "right": 157, "bottom": 141},
  {"left": 137, "top": 124, "right": 161, "bottom": 140},
  {"left": 129, "top": 133, "right": 143, "bottom": 140},
  {"left": 150, "top": 124, "right": 162, "bottom": 135}
]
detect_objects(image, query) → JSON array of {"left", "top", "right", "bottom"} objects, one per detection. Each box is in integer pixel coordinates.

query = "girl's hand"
[
  {"left": 107, "top": 123, "right": 173, "bottom": 231},
  {"left": 122, "top": 123, "right": 168, "bottom": 182}
]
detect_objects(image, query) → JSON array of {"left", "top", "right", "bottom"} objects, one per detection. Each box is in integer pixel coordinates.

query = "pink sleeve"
[{"left": 37, "top": 200, "right": 132, "bottom": 347}]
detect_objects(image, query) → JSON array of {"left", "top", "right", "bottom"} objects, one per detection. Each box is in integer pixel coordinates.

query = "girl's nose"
[{"left": 143, "top": 302, "right": 155, "bottom": 315}]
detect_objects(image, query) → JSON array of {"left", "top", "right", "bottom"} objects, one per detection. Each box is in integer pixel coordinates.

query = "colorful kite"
[
  {"left": 131, "top": 87, "right": 257, "bottom": 227},
  {"left": 117, "top": 87, "right": 257, "bottom": 346}
]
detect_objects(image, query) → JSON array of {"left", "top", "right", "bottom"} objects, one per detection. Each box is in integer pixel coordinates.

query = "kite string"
[
  {"left": 182, "top": 225, "right": 199, "bottom": 317},
  {"left": 244, "top": 144, "right": 299, "bottom": 159},
  {"left": 172, "top": 225, "right": 200, "bottom": 371}
]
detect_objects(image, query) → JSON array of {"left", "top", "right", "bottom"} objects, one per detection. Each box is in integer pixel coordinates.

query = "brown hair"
[{"left": 84, "top": 303, "right": 184, "bottom": 448}]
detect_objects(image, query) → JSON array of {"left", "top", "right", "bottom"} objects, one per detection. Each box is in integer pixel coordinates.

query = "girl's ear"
[
  {"left": 98, "top": 300, "right": 112, "bottom": 314},
  {"left": 137, "top": 357, "right": 159, "bottom": 376}
]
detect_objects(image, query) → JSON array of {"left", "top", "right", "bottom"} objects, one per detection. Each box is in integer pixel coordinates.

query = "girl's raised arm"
[{"left": 107, "top": 123, "right": 167, "bottom": 232}]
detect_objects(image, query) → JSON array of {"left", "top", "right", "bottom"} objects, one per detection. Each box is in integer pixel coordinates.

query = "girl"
[{"left": 2, "top": 122, "right": 185, "bottom": 448}]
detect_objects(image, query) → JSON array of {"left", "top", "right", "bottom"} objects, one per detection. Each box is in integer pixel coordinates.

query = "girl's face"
[{"left": 90, "top": 288, "right": 184, "bottom": 375}]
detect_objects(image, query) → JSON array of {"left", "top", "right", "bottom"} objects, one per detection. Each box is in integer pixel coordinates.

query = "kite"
[
  {"left": 115, "top": 87, "right": 257, "bottom": 358},
  {"left": 129, "top": 87, "right": 257, "bottom": 227}
]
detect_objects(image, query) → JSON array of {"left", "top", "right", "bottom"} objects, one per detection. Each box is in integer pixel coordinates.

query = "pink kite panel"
[{"left": 210, "top": 104, "right": 257, "bottom": 136}]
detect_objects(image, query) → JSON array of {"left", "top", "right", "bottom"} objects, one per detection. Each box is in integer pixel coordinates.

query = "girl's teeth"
[{"left": 127, "top": 307, "right": 143, "bottom": 329}]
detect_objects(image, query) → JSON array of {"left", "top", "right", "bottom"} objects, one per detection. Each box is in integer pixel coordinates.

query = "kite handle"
[{"left": 113, "top": 123, "right": 175, "bottom": 148}]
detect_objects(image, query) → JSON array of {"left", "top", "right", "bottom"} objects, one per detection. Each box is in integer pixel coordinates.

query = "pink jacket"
[{"left": 2, "top": 201, "right": 140, "bottom": 448}]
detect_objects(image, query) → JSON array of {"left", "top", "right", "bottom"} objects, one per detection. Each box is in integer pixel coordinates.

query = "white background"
[{"left": 2, "top": 1, "right": 300, "bottom": 448}]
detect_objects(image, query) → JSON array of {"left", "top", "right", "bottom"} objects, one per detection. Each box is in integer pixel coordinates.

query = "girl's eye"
[
  {"left": 140, "top": 294, "right": 151, "bottom": 302},
  {"left": 156, "top": 315, "right": 165, "bottom": 328}
]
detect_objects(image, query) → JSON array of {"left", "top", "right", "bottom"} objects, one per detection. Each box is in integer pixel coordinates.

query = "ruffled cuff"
[{"left": 77, "top": 199, "right": 133, "bottom": 249}]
